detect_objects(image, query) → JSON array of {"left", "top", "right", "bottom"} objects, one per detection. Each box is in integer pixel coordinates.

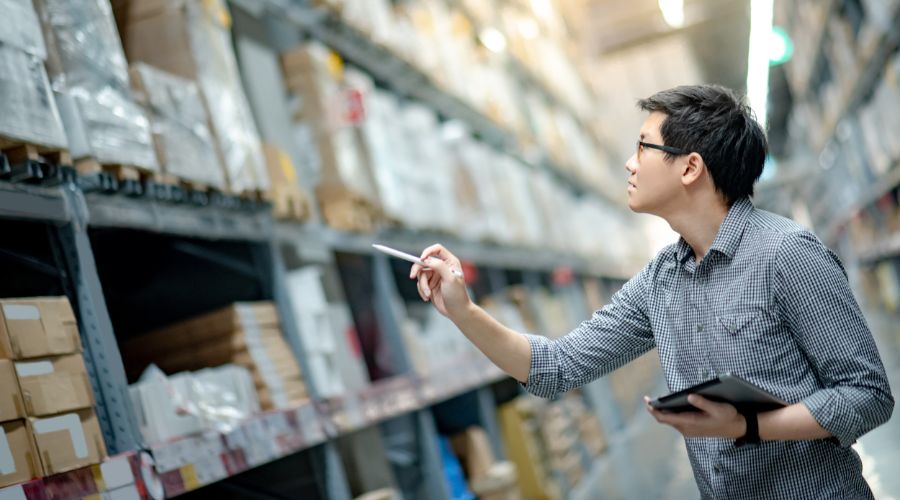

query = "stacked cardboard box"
[
  {"left": 285, "top": 268, "right": 345, "bottom": 398},
  {"left": 0, "top": 0, "right": 66, "bottom": 150},
  {"left": 121, "top": 302, "right": 307, "bottom": 410},
  {"left": 33, "top": 0, "right": 157, "bottom": 170},
  {"left": 262, "top": 143, "right": 311, "bottom": 221},
  {"left": 281, "top": 43, "right": 382, "bottom": 232},
  {"left": 565, "top": 396, "right": 606, "bottom": 458},
  {"left": 450, "top": 427, "right": 521, "bottom": 500},
  {"left": 497, "top": 399, "right": 560, "bottom": 500},
  {"left": 540, "top": 403, "right": 585, "bottom": 490},
  {"left": 114, "top": 0, "right": 269, "bottom": 193},
  {"left": 0, "top": 297, "right": 107, "bottom": 486}
]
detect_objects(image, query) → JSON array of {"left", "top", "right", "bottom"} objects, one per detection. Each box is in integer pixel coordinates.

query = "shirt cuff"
[
  {"left": 801, "top": 389, "right": 864, "bottom": 447},
  {"left": 521, "top": 334, "right": 559, "bottom": 399}
]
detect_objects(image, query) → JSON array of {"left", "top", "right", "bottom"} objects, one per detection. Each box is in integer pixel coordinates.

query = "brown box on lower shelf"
[
  {"left": 27, "top": 408, "right": 107, "bottom": 476},
  {"left": 15, "top": 354, "right": 94, "bottom": 417},
  {"left": 0, "top": 360, "right": 26, "bottom": 422},
  {"left": 0, "top": 420, "right": 41, "bottom": 488},
  {"left": 0, "top": 297, "right": 80, "bottom": 360}
]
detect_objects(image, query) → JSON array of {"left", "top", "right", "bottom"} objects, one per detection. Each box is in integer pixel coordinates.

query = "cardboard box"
[
  {"left": 116, "top": 0, "right": 269, "bottom": 193},
  {"left": 15, "top": 354, "right": 94, "bottom": 416},
  {"left": 0, "top": 361, "right": 25, "bottom": 423},
  {"left": 450, "top": 427, "right": 495, "bottom": 482},
  {"left": 0, "top": 420, "right": 41, "bottom": 488},
  {"left": 28, "top": 409, "right": 107, "bottom": 475},
  {"left": 122, "top": 303, "right": 305, "bottom": 410},
  {"left": 0, "top": 297, "right": 80, "bottom": 359}
]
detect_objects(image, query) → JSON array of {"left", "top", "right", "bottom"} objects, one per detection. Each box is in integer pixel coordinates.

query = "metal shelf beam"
[
  {"left": 0, "top": 181, "right": 71, "bottom": 223},
  {"left": 84, "top": 193, "right": 273, "bottom": 241}
]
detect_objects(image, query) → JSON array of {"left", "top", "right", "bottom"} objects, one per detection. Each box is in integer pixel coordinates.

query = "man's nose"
[{"left": 625, "top": 154, "right": 637, "bottom": 174}]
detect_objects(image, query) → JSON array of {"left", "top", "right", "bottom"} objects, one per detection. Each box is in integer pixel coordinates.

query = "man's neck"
[{"left": 665, "top": 199, "right": 731, "bottom": 264}]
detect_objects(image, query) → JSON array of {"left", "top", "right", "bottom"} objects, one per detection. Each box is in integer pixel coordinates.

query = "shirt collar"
[{"left": 674, "top": 197, "right": 754, "bottom": 263}]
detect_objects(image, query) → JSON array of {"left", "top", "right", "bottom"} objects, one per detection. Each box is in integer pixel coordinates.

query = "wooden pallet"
[
  {"left": 237, "top": 188, "right": 268, "bottom": 201},
  {"left": 317, "top": 186, "right": 380, "bottom": 232},
  {"left": 75, "top": 158, "right": 157, "bottom": 183},
  {"left": 0, "top": 139, "right": 71, "bottom": 166},
  {"left": 268, "top": 187, "right": 310, "bottom": 221}
]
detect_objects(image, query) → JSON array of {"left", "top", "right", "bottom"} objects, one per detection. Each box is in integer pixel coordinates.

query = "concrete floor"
[{"left": 573, "top": 307, "right": 900, "bottom": 499}]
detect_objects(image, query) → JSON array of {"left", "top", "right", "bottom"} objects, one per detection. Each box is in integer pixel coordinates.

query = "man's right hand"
[{"left": 409, "top": 244, "right": 471, "bottom": 320}]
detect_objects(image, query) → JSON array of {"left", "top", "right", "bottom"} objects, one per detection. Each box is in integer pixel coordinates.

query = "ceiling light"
[
  {"left": 530, "top": 0, "right": 553, "bottom": 20},
  {"left": 747, "top": 0, "right": 774, "bottom": 128},
  {"left": 768, "top": 26, "right": 794, "bottom": 65},
  {"left": 518, "top": 18, "right": 540, "bottom": 39},
  {"left": 479, "top": 28, "right": 507, "bottom": 53},
  {"left": 658, "top": 0, "right": 685, "bottom": 28}
]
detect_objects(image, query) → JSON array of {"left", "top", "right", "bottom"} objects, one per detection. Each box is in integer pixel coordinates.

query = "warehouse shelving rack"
[
  {"left": 0, "top": 173, "right": 636, "bottom": 499},
  {"left": 227, "top": 0, "right": 618, "bottom": 201},
  {"left": 777, "top": 0, "right": 900, "bottom": 243},
  {"left": 0, "top": 0, "right": 647, "bottom": 497}
]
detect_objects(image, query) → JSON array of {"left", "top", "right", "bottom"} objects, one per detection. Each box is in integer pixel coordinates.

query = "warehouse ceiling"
[{"left": 572, "top": 0, "right": 752, "bottom": 93}]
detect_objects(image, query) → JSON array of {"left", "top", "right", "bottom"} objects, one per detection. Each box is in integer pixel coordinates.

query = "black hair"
[{"left": 637, "top": 84, "right": 768, "bottom": 203}]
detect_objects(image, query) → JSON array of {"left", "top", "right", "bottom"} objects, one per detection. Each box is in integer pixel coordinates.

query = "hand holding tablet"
[{"left": 650, "top": 373, "right": 788, "bottom": 413}]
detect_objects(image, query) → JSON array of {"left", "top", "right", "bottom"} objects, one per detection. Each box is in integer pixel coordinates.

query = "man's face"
[{"left": 625, "top": 112, "right": 683, "bottom": 215}]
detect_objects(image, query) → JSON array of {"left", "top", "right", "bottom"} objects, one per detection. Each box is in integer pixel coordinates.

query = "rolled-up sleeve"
[
  {"left": 523, "top": 261, "right": 656, "bottom": 399},
  {"left": 775, "top": 231, "right": 894, "bottom": 447}
]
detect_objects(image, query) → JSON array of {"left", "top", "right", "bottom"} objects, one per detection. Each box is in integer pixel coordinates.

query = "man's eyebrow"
[{"left": 639, "top": 132, "right": 646, "bottom": 140}]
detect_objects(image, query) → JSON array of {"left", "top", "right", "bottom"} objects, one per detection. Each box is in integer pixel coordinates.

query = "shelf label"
[{"left": 179, "top": 465, "right": 200, "bottom": 491}]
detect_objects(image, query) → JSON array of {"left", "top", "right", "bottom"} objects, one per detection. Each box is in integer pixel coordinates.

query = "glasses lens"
[{"left": 636, "top": 141, "right": 642, "bottom": 160}]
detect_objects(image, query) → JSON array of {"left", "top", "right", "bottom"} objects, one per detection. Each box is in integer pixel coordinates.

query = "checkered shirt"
[{"left": 524, "top": 197, "right": 894, "bottom": 499}]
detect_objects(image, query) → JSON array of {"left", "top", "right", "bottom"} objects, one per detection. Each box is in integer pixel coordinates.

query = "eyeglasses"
[{"left": 637, "top": 141, "right": 689, "bottom": 161}]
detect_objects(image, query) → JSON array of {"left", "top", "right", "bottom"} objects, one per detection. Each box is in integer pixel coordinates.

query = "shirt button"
[
  {"left": 696, "top": 324, "right": 703, "bottom": 333},
  {"left": 714, "top": 465, "right": 722, "bottom": 474}
]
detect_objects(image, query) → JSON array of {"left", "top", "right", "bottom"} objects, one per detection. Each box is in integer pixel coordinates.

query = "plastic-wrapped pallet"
[
  {"left": 347, "top": 73, "right": 409, "bottom": 226},
  {"left": 115, "top": 0, "right": 268, "bottom": 193},
  {"left": 0, "top": 0, "right": 66, "bottom": 149},
  {"left": 395, "top": 104, "right": 459, "bottom": 233},
  {"left": 282, "top": 43, "right": 381, "bottom": 231},
  {"left": 457, "top": 142, "right": 515, "bottom": 244},
  {"left": 128, "top": 62, "right": 225, "bottom": 189},
  {"left": 34, "top": 0, "right": 157, "bottom": 169},
  {"left": 443, "top": 132, "right": 491, "bottom": 243},
  {"left": 129, "top": 364, "right": 260, "bottom": 444},
  {"left": 0, "top": 45, "right": 67, "bottom": 150}
]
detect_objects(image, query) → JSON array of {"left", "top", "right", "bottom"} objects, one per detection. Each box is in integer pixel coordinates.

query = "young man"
[{"left": 409, "top": 84, "right": 894, "bottom": 499}]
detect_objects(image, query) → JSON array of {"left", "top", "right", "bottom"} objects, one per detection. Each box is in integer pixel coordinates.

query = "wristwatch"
[{"left": 735, "top": 409, "right": 760, "bottom": 447}]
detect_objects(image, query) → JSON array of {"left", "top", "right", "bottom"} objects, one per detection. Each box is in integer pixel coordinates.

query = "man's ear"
[{"left": 680, "top": 152, "right": 706, "bottom": 187}]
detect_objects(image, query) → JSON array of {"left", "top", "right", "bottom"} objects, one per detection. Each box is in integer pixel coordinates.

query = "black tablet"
[{"left": 650, "top": 373, "right": 789, "bottom": 413}]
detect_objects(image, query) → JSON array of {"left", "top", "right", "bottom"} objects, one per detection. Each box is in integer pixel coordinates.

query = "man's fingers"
[
  {"left": 415, "top": 274, "right": 427, "bottom": 301},
  {"left": 424, "top": 257, "right": 458, "bottom": 282},
  {"left": 427, "top": 270, "right": 441, "bottom": 290},
  {"left": 418, "top": 274, "right": 431, "bottom": 300},
  {"left": 686, "top": 394, "right": 720, "bottom": 414}
]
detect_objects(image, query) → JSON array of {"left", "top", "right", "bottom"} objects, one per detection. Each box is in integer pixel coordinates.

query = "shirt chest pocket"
[{"left": 712, "top": 308, "right": 781, "bottom": 361}]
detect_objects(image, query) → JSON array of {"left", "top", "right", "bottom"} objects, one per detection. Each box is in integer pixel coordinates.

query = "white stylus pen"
[{"left": 372, "top": 244, "right": 464, "bottom": 278}]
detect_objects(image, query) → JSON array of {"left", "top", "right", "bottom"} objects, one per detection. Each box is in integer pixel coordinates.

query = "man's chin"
[{"left": 627, "top": 197, "right": 644, "bottom": 213}]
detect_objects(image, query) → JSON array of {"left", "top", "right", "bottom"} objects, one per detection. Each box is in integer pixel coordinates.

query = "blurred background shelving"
[{"left": 0, "top": 0, "right": 898, "bottom": 499}]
